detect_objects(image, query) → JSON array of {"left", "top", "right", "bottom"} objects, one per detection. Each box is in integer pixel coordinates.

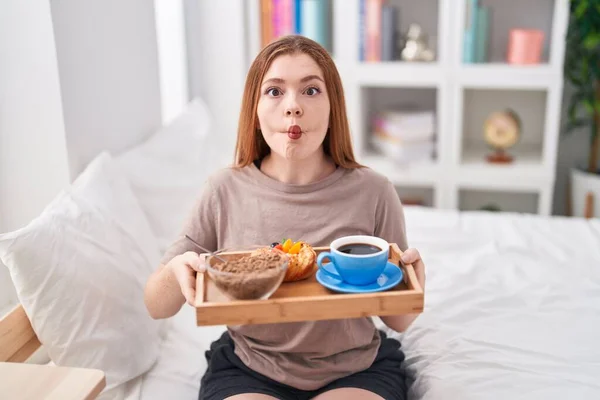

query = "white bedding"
[
  {"left": 400, "top": 207, "right": 600, "bottom": 400},
  {"left": 135, "top": 207, "right": 600, "bottom": 400},
  {"left": 116, "top": 305, "right": 224, "bottom": 400}
]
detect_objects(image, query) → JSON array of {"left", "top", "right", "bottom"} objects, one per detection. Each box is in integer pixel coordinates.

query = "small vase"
[{"left": 507, "top": 29, "right": 544, "bottom": 65}]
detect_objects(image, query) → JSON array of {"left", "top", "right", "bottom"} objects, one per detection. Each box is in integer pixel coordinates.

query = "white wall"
[
  {"left": 154, "top": 0, "right": 190, "bottom": 124},
  {"left": 1, "top": 0, "right": 165, "bottom": 315},
  {"left": 0, "top": 0, "right": 71, "bottom": 314},
  {"left": 184, "top": 0, "right": 248, "bottom": 163},
  {"left": 50, "top": 0, "right": 163, "bottom": 178}
]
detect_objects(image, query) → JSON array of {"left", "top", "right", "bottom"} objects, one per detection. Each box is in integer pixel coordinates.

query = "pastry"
[{"left": 252, "top": 239, "right": 317, "bottom": 282}]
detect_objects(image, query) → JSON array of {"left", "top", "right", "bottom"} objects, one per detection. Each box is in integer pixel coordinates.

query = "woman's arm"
[
  {"left": 373, "top": 181, "right": 426, "bottom": 333},
  {"left": 381, "top": 314, "right": 419, "bottom": 333},
  {"left": 144, "top": 180, "right": 218, "bottom": 319},
  {"left": 144, "top": 251, "right": 202, "bottom": 319},
  {"left": 144, "top": 263, "right": 185, "bottom": 319}
]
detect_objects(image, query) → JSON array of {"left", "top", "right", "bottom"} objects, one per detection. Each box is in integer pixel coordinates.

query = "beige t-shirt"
[{"left": 161, "top": 162, "right": 408, "bottom": 390}]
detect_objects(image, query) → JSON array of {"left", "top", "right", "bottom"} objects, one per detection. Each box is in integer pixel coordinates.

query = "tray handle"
[
  {"left": 195, "top": 271, "right": 206, "bottom": 307},
  {"left": 389, "top": 243, "right": 422, "bottom": 293},
  {"left": 194, "top": 254, "right": 208, "bottom": 307}
]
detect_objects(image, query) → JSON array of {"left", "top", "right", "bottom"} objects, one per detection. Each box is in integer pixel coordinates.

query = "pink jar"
[{"left": 507, "top": 29, "right": 545, "bottom": 64}]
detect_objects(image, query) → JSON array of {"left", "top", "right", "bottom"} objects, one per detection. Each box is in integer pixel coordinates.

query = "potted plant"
[{"left": 564, "top": 0, "right": 600, "bottom": 218}]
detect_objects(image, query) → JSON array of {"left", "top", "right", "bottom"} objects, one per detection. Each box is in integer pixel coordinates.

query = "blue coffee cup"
[{"left": 317, "top": 235, "right": 389, "bottom": 286}]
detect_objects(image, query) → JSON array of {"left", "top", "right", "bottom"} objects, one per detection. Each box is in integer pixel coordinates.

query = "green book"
[{"left": 475, "top": 6, "right": 489, "bottom": 63}]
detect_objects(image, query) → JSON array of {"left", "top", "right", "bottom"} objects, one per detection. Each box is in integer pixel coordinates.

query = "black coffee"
[{"left": 338, "top": 243, "right": 382, "bottom": 255}]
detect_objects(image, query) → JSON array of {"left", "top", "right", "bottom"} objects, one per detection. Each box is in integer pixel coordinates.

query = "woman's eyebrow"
[
  {"left": 300, "top": 75, "right": 324, "bottom": 83},
  {"left": 262, "top": 75, "right": 324, "bottom": 86}
]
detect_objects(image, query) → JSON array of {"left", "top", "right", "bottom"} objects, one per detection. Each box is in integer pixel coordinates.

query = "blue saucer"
[{"left": 316, "top": 261, "right": 403, "bottom": 294}]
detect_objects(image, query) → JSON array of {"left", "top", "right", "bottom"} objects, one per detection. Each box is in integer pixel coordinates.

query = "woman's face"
[{"left": 256, "top": 52, "right": 330, "bottom": 162}]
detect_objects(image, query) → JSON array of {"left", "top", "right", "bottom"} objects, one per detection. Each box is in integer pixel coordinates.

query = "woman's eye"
[
  {"left": 304, "top": 86, "right": 321, "bottom": 96},
  {"left": 266, "top": 88, "right": 282, "bottom": 97}
]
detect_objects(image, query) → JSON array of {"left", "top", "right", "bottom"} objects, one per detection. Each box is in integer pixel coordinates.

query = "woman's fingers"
[
  {"left": 181, "top": 251, "right": 204, "bottom": 272},
  {"left": 197, "top": 254, "right": 207, "bottom": 272},
  {"left": 182, "top": 273, "right": 197, "bottom": 306},
  {"left": 401, "top": 248, "right": 426, "bottom": 289},
  {"left": 401, "top": 248, "right": 421, "bottom": 264},
  {"left": 173, "top": 252, "right": 200, "bottom": 305},
  {"left": 175, "top": 263, "right": 196, "bottom": 306}
]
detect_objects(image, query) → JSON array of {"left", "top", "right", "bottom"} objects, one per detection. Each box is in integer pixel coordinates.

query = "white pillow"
[
  {"left": 0, "top": 152, "right": 163, "bottom": 393},
  {"left": 114, "top": 97, "right": 226, "bottom": 253}
]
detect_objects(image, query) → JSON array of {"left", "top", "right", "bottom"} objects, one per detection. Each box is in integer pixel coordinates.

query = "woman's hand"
[
  {"left": 167, "top": 251, "right": 205, "bottom": 306},
  {"left": 380, "top": 247, "right": 425, "bottom": 333},
  {"left": 401, "top": 247, "right": 425, "bottom": 291}
]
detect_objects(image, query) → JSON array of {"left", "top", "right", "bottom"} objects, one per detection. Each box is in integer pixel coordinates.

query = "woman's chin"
[
  {"left": 271, "top": 145, "right": 305, "bottom": 161},
  {"left": 266, "top": 140, "right": 321, "bottom": 162},
  {"left": 283, "top": 149, "right": 304, "bottom": 161}
]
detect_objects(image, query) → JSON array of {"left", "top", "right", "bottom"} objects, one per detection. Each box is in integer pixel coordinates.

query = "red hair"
[{"left": 234, "top": 35, "right": 363, "bottom": 169}]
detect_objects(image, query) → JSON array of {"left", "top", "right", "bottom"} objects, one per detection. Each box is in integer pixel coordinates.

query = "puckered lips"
[{"left": 287, "top": 125, "right": 302, "bottom": 140}]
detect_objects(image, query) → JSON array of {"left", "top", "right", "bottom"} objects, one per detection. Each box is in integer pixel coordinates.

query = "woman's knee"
[
  {"left": 224, "top": 394, "right": 281, "bottom": 400},
  {"left": 311, "top": 388, "right": 385, "bottom": 400}
]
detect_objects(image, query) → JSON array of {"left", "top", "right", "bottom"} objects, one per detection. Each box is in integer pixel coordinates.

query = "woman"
[{"left": 144, "top": 35, "right": 426, "bottom": 400}]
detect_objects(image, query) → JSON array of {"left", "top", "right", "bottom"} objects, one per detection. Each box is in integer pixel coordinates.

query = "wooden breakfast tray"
[{"left": 194, "top": 243, "right": 423, "bottom": 326}]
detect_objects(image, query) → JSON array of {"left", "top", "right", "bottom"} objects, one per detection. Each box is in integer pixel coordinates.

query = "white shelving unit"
[{"left": 245, "top": 0, "right": 569, "bottom": 215}]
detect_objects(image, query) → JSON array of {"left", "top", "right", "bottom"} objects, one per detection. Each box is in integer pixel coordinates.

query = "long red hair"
[{"left": 234, "top": 35, "right": 363, "bottom": 169}]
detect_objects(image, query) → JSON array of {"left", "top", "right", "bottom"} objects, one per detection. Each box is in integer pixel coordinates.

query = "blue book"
[
  {"left": 463, "top": 0, "right": 479, "bottom": 63},
  {"left": 381, "top": 5, "right": 397, "bottom": 61},
  {"left": 300, "top": 0, "right": 329, "bottom": 50},
  {"left": 475, "top": 6, "right": 489, "bottom": 63},
  {"left": 295, "top": 0, "right": 302, "bottom": 34},
  {"left": 463, "top": 32, "right": 474, "bottom": 63}
]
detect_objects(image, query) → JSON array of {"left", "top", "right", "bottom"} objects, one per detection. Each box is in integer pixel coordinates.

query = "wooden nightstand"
[
  {"left": 0, "top": 362, "right": 106, "bottom": 400},
  {"left": 1, "top": 305, "right": 105, "bottom": 399}
]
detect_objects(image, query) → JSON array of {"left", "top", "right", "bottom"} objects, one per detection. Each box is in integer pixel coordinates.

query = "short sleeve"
[
  {"left": 159, "top": 181, "right": 218, "bottom": 265},
  {"left": 374, "top": 180, "right": 409, "bottom": 251}
]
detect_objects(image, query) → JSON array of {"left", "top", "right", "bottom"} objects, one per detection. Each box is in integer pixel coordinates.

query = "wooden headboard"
[{"left": 0, "top": 305, "right": 42, "bottom": 363}]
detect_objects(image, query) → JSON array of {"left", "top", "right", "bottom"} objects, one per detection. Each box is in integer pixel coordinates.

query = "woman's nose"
[{"left": 285, "top": 101, "right": 303, "bottom": 117}]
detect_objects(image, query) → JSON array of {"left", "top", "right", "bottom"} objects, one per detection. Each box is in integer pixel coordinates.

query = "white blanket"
[
  {"left": 400, "top": 207, "right": 600, "bottom": 400},
  {"left": 137, "top": 207, "right": 600, "bottom": 400}
]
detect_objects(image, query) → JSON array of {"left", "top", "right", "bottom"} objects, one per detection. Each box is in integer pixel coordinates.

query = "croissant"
[
  {"left": 283, "top": 242, "right": 316, "bottom": 282},
  {"left": 251, "top": 241, "right": 316, "bottom": 282}
]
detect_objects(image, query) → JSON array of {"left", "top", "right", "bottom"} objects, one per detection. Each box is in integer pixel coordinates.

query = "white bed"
[
  {"left": 2, "top": 100, "right": 599, "bottom": 400},
  {"left": 398, "top": 207, "right": 600, "bottom": 400},
  {"left": 130, "top": 206, "right": 600, "bottom": 400}
]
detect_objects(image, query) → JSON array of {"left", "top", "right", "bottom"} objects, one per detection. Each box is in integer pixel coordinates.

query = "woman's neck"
[{"left": 260, "top": 151, "right": 337, "bottom": 185}]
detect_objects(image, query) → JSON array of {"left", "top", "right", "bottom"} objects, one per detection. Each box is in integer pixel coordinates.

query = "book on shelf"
[
  {"left": 399, "top": 197, "right": 426, "bottom": 206},
  {"left": 381, "top": 4, "right": 398, "bottom": 62},
  {"left": 373, "top": 110, "right": 436, "bottom": 141},
  {"left": 365, "top": 0, "right": 382, "bottom": 61},
  {"left": 359, "top": 0, "right": 439, "bottom": 63},
  {"left": 463, "top": 0, "right": 490, "bottom": 63},
  {"left": 475, "top": 6, "right": 490, "bottom": 63},
  {"left": 360, "top": 0, "right": 399, "bottom": 62},
  {"left": 370, "top": 110, "right": 436, "bottom": 164},
  {"left": 260, "top": 0, "right": 330, "bottom": 51},
  {"left": 371, "top": 133, "right": 435, "bottom": 165}
]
